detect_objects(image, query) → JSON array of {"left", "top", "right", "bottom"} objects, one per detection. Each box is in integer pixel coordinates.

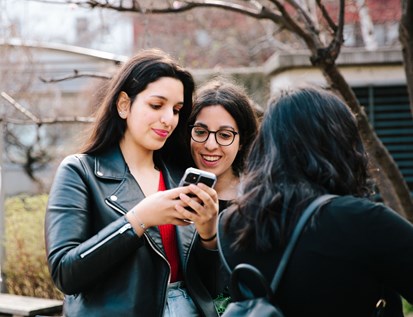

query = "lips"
[
  {"left": 202, "top": 155, "right": 220, "bottom": 162},
  {"left": 200, "top": 154, "right": 221, "bottom": 167},
  {"left": 152, "top": 129, "right": 169, "bottom": 138}
]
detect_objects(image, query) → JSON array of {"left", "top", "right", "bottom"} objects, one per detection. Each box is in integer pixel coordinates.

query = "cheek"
[
  {"left": 172, "top": 114, "right": 180, "bottom": 127},
  {"left": 227, "top": 143, "right": 240, "bottom": 162},
  {"left": 190, "top": 141, "right": 201, "bottom": 156}
]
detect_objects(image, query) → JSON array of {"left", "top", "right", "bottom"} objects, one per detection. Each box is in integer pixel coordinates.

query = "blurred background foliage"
[{"left": 3, "top": 194, "right": 62, "bottom": 299}]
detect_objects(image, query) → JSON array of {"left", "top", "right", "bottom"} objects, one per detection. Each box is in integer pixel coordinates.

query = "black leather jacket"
[{"left": 46, "top": 147, "right": 221, "bottom": 317}]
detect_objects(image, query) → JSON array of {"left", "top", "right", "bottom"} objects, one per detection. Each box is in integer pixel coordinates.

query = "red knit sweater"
[{"left": 158, "top": 171, "right": 183, "bottom": 282}]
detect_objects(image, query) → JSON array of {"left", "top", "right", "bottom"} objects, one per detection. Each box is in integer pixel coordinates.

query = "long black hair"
[
  {"left": 81, "top": 48, "right": 195, "bottom": 167},
  {"left": 226, "top": 86, "right": 373, "bottom": 251}
]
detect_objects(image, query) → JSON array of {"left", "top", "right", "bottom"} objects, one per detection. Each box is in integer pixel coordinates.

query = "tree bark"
[{"left": 399, "top": 0, "right": 413, "bottom": 115}]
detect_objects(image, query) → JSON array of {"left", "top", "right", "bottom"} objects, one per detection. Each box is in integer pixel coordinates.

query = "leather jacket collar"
[{"left": 93, "top": 146, "right": 180, "bottom": 189}]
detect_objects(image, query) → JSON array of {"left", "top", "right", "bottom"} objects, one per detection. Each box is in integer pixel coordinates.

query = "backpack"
[{"left": 218, "top": 195, "right": 338, "bottom": 317}]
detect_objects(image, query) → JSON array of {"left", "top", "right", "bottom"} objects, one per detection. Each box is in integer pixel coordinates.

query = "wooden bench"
[{"left": 0, "top": 294, "right": 62, "bottom": 317}]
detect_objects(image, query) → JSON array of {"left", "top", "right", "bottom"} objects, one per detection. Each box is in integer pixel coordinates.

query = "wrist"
[
  {"left": 131, "top": 208, "right": 146, "bottom": 230},
  {"left": 126, "top": 208, "right": 147, "bottom": 236},
  {"left": 199, "top": 232, "right": 217, "bottom": 242}
]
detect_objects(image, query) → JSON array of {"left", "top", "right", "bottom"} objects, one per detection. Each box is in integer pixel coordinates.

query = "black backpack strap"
[
  {"left": 269, "top": 194, "right": 338, "bottom": 292},
  {"left": 217, "top": 211, "right": 232, "bottom": 274}
]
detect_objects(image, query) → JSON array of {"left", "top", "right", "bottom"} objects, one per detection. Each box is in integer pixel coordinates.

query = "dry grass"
[{"left": 3, "top": 194, "right": 62, "bottom": 300}]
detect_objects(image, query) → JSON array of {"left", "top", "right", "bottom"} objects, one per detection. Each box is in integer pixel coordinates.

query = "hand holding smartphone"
[{"left": 178, "top": 168, "right": 217, "bottom": 216}]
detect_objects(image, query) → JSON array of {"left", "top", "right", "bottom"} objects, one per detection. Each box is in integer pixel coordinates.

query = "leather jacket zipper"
[
  {"left": 104, "top": 199, "right": 126, "bottom": 215},
  {"left": 80, "top": 222, "right": 132, "bottom": 258},
  {"left": 142, "top": 233, "right": 172, "bottom": 316},
  {"left": 79, "top": 199, "right": 130, "bottom": 258}
]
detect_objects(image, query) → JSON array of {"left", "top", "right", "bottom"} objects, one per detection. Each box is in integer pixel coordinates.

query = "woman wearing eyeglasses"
[
  {"left": 187, "top": 78, "right": 259, "bottom": 314},
  {"left": 189, "top": 78, "right": 259, "bottom": 212}
]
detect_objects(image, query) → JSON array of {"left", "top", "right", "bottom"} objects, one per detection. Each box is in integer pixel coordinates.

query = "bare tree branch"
[
  {"left": 400, "top": 0, "right": 413, "bottom": 115},
  {"left": 315, "top": 0, "right": 337, "bottom": 32},
  {"left": 1, "top": 92, "right": 40, "bottom": 123},
  {"left": 5, "top": 117, "right": 94, "bottom": 124},
  {"left": 286, "top": 0, "right": 319, "bottom": 35},
  {"left": 1, "top": 92, "right": 94, "bottom": 124},
  {"left": 356, "top": 0, "right": 378, "bottom": 50},
  {"left": 327, "top": 0, "right": 344, "bottom": 61},
  {"left": 268, "top": 0, "right": 320, "bottom": 50},
  {"left": 39, "top": 70, "right": 111, "bottom": 83},
  {"left": 33, "top": 0, "right": 285, "bottom": 23}
]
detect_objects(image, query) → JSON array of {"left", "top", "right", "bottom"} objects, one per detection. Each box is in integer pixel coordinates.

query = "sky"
[{"left": 1, "top": 0, "right": 134, "bottom": 55}]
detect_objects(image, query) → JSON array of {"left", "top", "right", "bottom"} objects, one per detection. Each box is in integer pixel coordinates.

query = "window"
[{"left": 353, "top": 85, "right": 413, "bottom": 195}]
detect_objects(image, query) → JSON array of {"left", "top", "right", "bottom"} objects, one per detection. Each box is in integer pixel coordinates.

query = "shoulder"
[
  {"left": 320, "top": 195, "right": 412, "bottom": 236},
  {"left": 58, "top": 153, "right": 87, "bottom": 169},
  {"left": 57, "top": 154, "right": 93, "bottom": 173},
  {"left": 326, "top": 195, "right": 400, "bottom": 220},
  {"left": 51, "top": 154, "right": 94, "bottom": 185}
]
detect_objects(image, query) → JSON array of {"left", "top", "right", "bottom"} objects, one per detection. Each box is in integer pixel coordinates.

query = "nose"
[
  {"left": 204, "top": 132, "right": 219, "bottom": 150},
  {"left": 160, "top": 107, "right": 174, "bottom": 126}
]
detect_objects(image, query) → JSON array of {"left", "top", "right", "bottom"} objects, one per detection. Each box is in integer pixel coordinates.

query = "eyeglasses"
[{"left": 190, "top": 125, "right": 239, "bottom": 146}]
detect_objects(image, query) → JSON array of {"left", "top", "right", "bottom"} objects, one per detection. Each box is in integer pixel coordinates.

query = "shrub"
[
  {"left": 3, "top": 194, "right": 62, "bottom": 299},
  {"left": 404, "top": 299, "right": 413, "bottom": 316}
]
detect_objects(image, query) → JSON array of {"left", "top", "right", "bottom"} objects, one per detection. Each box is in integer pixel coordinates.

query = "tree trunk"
[
  {"left": 399, "top": 0, "right": 413, "bottom": 115},
  {"left": 356, "top": 0, "right": 378, "bottom": 50},
  {"left": 319, "top": 61, "right": 413, "bottom": 221}
]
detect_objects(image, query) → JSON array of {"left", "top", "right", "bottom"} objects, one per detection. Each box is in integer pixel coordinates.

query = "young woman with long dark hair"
[
  {"left": 46, "top": 49, "right": 221, "bottom": 317},
  {"left": 218, "top": 86, "right": 413, "bottom": 317}
]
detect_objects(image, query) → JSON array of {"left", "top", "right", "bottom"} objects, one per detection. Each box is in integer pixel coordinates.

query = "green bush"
[
  {"left": 3, "top": 194, "right": 62, "bottom": 299},
  {"left": 404, "top": 299, "right": 413, "bottom": 315}
]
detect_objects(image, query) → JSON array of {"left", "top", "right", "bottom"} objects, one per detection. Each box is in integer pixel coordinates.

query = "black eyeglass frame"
[{"left": 189, "top": 125, "right": 239, "bottom": 146}]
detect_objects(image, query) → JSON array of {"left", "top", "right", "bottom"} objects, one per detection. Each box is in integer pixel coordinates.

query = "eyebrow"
[
  {"left": 149, "top": 95, "right": 184, "bottom": 104},
  {"left": 194, "top": 122, "right": 236, "bottom": 130},
  {"left": 149, "top": 95, "right": 184, "bottom": 106}
]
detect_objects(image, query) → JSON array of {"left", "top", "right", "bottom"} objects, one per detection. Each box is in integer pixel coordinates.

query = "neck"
[
  {"left": 119, "top": 139, "right": 154, "bottom": 171},
  {"left": 215, "top": 170, "right": 239, "bottom": 201}
]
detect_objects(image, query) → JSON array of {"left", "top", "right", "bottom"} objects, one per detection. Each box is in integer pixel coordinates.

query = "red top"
[{"left": 157, "top": 171, "right": 183, "bottom": 282}]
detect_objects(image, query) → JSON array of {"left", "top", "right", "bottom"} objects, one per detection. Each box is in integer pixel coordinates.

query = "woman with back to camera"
[
  {"left": 188, "top": 78, "right": 259, "bottom": 314},
  {"left": 45, "top": 49, "right": 221, "bottom": 317},
  {"left": 217, "top": 86, "right": 413, "bottom": 317}
]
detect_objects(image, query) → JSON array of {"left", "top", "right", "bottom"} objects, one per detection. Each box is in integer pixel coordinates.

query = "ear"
[{"left": 117, "top": 91, "right": 131, "bottom": 119}]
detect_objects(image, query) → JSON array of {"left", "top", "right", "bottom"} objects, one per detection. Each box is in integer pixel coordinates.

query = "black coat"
[
  {"left": 218, "top": 195, "right": 413, "bottom": 317},
  {"left": 46, "top": 147, "right": 221, "bottom": 317}
]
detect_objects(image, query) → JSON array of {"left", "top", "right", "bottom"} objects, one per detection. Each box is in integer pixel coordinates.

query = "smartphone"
[
  {"left": 179, "top": 167, "right": 217, "bottom": 188},
  {"left": 179, "top": 168, "right": 216, "bottom": 216}
]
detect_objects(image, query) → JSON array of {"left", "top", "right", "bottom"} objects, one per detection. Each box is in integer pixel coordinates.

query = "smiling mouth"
[{"left": 202, "top": 155, "right": 220, "bottom": 162}]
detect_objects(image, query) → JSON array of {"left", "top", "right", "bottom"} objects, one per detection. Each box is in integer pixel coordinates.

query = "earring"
[{"left": 119, "top": 111, "right": 126, "bottom": 119}]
